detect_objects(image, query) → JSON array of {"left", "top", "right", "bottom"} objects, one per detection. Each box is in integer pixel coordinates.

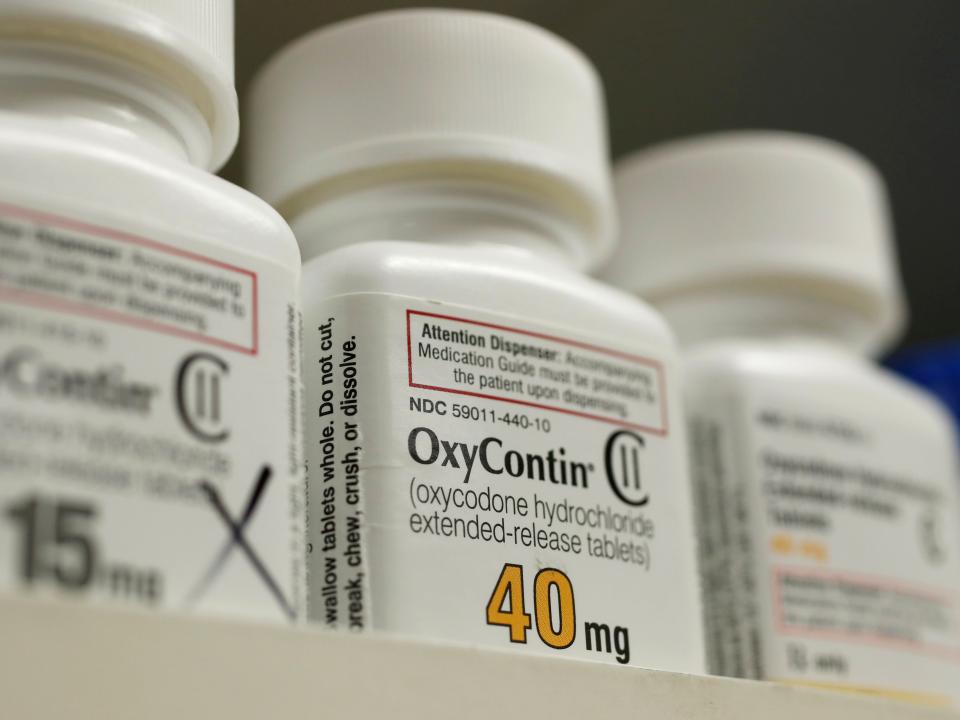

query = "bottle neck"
[
  {"left": 656, "top": 288, "right": 883, "bottom": 358},
  {"left": 286, "top": 178, "right": 590, "bottom": 268},
  {"left": 0, "top": 41, "right": 213, "bottom": 167}
]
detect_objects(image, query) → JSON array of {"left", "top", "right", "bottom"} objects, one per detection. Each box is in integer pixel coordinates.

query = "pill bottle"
[
  {"left": 0, "top": 0, "right": 305, "bottom": 623},
  {"left": 602, "top": 131, "right": 960, "bottom": 705},
  {"left": 246, "top": 9, "right": 704, "bottom": 670}
]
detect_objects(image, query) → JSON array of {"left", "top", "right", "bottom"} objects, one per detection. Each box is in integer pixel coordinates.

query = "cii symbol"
[
  {"left": 176, "top": 352, "right": 230, "bottom": 443},
  {"left": 604, "top": 429, "right": 649, "bottom": 506}
]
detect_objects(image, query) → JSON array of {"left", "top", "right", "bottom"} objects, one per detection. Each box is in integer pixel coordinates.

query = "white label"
[
  {"left": 305, "top": 293, "right": 704, "bottom": 671},
  {"left": 690, "top": 383, "right": 960, "bottom": 706},
  {"left": 0, "top": 200, "right": 305, "bottom": 623}
]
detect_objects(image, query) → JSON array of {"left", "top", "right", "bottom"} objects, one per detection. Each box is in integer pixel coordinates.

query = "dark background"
[{"left": 227, "top": 0, "right": 960, "bottom": 352}]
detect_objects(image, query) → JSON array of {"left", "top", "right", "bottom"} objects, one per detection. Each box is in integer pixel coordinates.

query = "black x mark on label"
[{"left": 185, "top": 465, "right": 296, "bottom": 621}]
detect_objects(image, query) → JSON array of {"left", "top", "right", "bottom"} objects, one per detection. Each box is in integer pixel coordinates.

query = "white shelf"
[{"left": 1, "top": 595, "right": 955, "bottom": 720}]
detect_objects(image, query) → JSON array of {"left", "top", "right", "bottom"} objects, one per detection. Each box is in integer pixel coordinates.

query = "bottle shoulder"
[
  {"left": 684, "top": 340, "right": 955, "bottom": 433},
  {"left": 302, "top": 241, "right": 676, "bottom": 350},
  {"left": 0, "top": 118, "right": 300, "bottom": 270}
]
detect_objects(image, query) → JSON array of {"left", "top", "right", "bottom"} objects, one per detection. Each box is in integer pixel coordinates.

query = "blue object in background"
[{"left": 887, "top": 341, "right": 960, "bottom": 438}]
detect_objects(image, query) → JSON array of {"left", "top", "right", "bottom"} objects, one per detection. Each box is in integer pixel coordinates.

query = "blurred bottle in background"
[{"left": 599, "top": 131, "right": 960, "bottom": 707}]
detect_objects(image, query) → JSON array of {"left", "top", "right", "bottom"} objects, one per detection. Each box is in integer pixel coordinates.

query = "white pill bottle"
[
  {"left": 603, "top": 132, "right": 960, "bottom": 705},
  {"left": 0, "top": 0, "right": 305, "bottom": 622},
  {"left": 247, "top": 9, "right": 704, "bottom": 670}
]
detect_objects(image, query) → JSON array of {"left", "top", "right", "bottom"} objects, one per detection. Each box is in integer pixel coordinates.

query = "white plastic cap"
[
  {"left": 0, "top": 0, "right": 237, "bottom": 170},
  {"left": 246, "top": 9, "right": 614, "bottom": 266},
  {"left": 600, "top": 132, "right": 906, "bottom": 354}
]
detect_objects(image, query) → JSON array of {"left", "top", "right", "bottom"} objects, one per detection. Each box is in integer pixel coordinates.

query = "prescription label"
[
  {"left": 304, "top": 293, "right": 704, "bottom": 671},
  {"left": 0, "top": 200, "right": 305, "bottom": 622}
]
